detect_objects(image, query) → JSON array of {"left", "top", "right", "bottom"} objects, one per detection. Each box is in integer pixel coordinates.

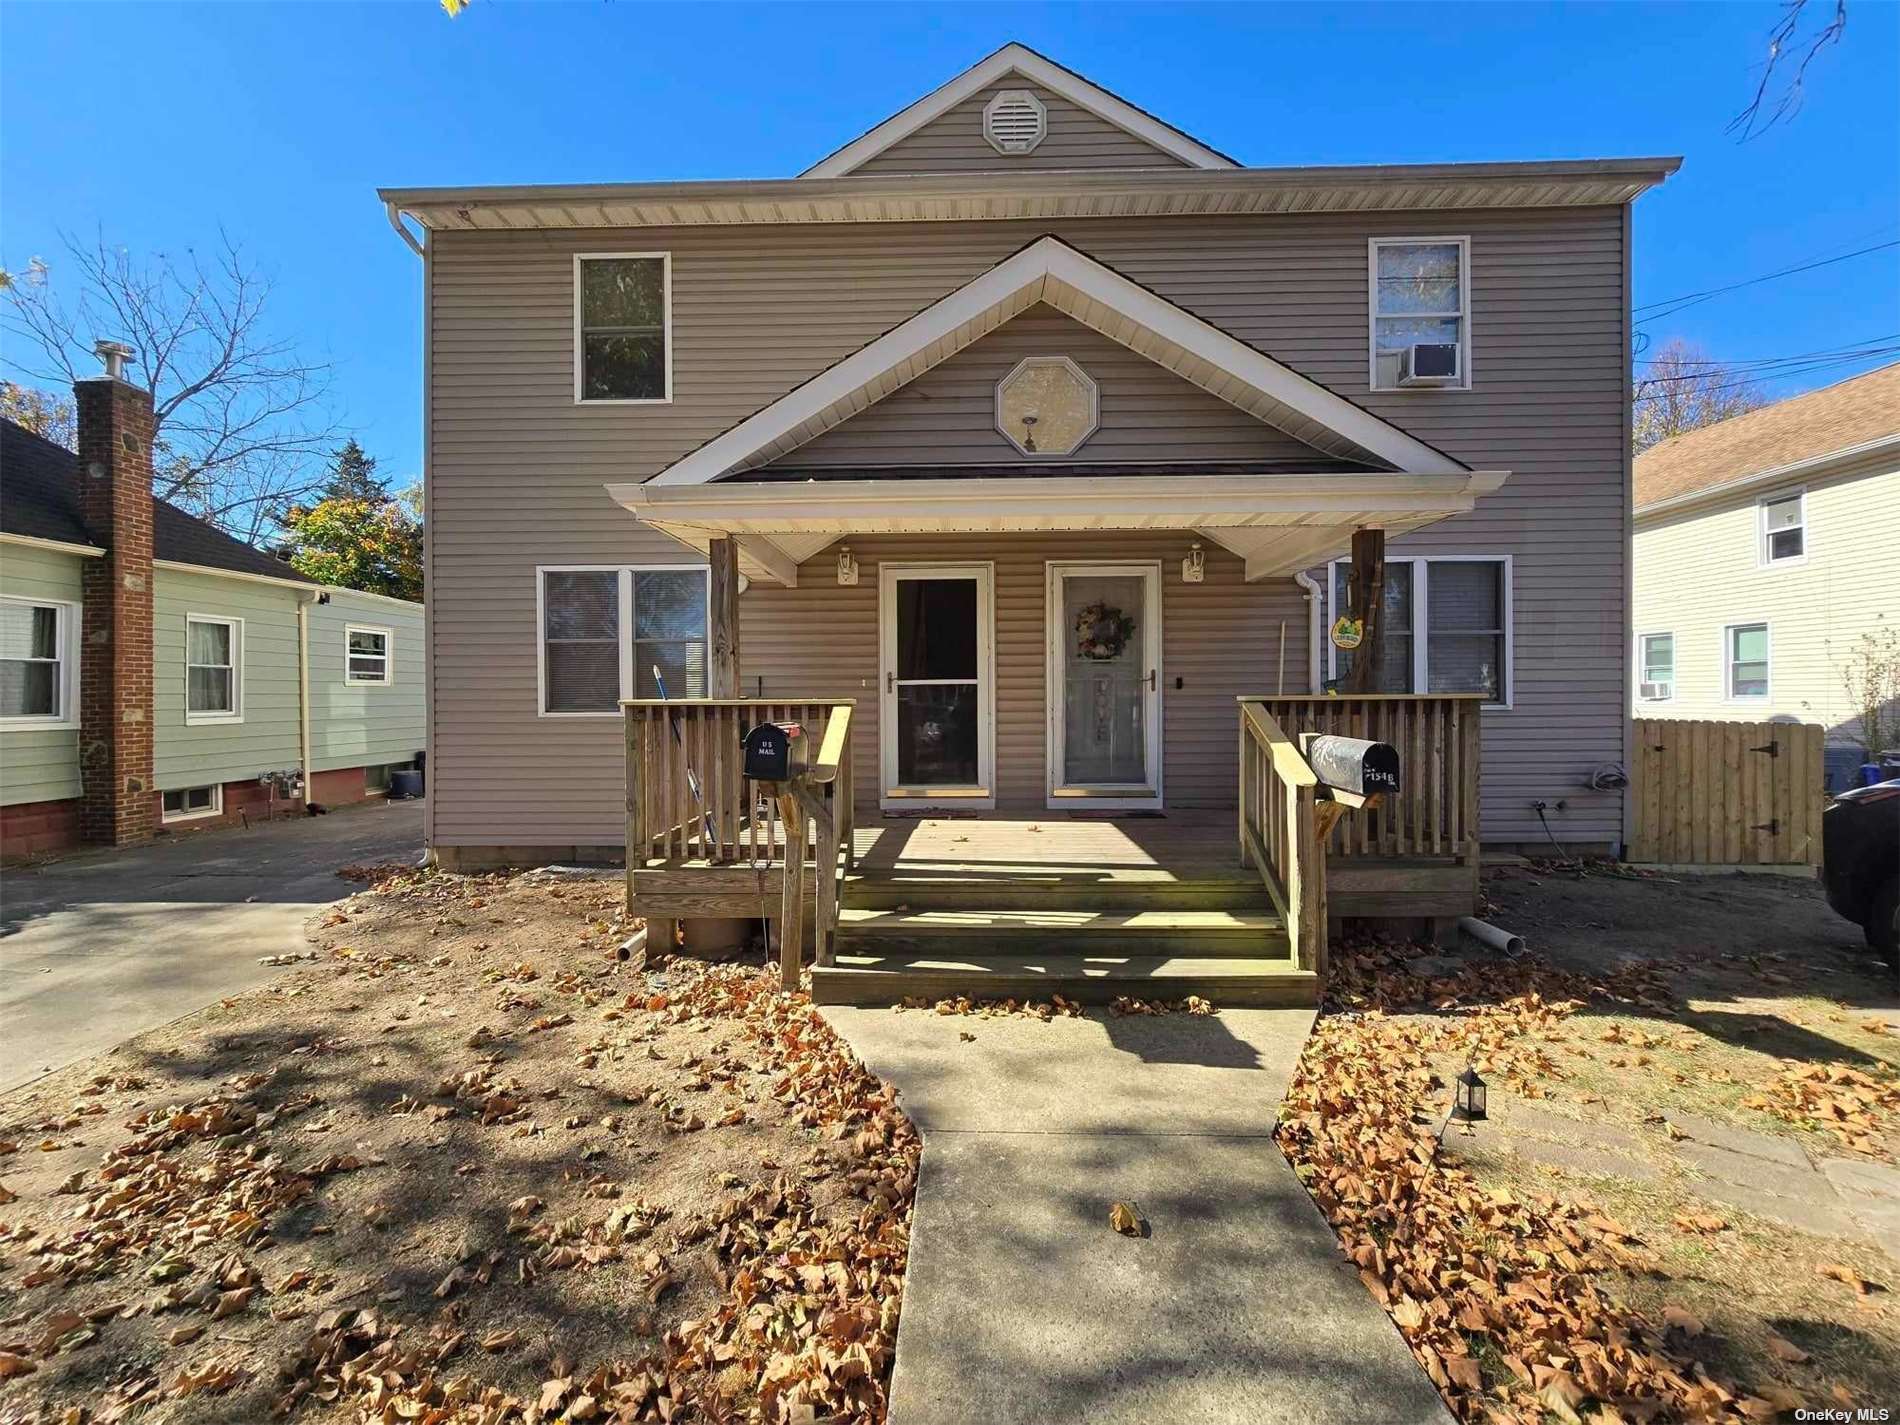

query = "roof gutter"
[
  {"left": 385, "top": 200, "right": 425, "bottom": 258},
  {"left": 0, "top": 532, "right": 106, "bottom": 558},
  {"left": 1634, "top": 432, "right": 1900, "bottom": 520}
]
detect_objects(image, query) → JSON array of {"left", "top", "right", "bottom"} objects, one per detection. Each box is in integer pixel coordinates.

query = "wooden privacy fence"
[{"left": 1630, "top": 718, "right": 1824, "bottom": 868}]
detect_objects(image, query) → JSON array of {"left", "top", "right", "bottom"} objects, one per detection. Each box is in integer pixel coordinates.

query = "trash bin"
[{"left": 390, "top": 768, "right": 425, "bottom": 800}]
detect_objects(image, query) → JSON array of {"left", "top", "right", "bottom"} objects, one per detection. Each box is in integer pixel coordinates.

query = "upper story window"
[
  {"left": 186, "top": 614, "right": 243, "bottom": 724},
  {"left": 0, "top": 596, "right": 78, "bottom": 728},
  {"left": 1370, "top": 238, "right": 1470, "bottom": 391},
  {"left": 575, "top": 254, "right": 671, "bottom": 404},
  {"left": 1638, "top": 632, "right": 1675, "bottom": 702},
  {"left": 538, "top": 565, "right": 708, "bottom": 715},
  {"left": 1327, "top": 555, "right": 1512, "bottom": 707},
  {"left": 1759, "top": 490, "right": 1805, "bottom": 565},
  {"left": 346, "top": 625, "right": 392, "bottom": 685}
]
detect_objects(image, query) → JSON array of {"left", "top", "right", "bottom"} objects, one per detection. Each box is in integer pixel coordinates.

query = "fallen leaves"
[
  {"left": 1108, "top": 1201, "right": 1144, "bottom": 1236},
  {"left": 1742, "top": 1063, "right": 1900, "bottom": 1158}
]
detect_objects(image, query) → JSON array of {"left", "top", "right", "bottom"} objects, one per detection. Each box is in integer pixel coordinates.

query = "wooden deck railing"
[
  {"left": 1238, "top": 702, "right": 1326, "bottom": 974},
  {"left": 623, "top": 698, "right": 856, "bottom": 958},
  {"left": 1248, "top": 695, "right": 1482, "bottom": 862}
]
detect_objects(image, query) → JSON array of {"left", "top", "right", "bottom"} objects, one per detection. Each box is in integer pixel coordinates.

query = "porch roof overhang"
[{"left": 604, "top": 470, "right": 1510, "bottom": 586}]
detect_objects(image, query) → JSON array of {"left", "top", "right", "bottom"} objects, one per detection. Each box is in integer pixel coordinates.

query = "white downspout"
[
  {"left": 297, "top": 592, "right": 317, "bottom": 802},
  {"left": 1293, "top": 569, "right": 1324, "bottom": 693}
]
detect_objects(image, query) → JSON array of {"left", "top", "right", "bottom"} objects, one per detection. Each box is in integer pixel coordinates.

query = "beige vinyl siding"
[
  {"left": 309, "top": 592, "right": 426, "bottom": 773},
  {"left": 427, "top": 204, "right": 1629, "bottom": 849},
  {"left": 1632, "top": 456, "right": 1899, "bottom": 739},
  {"left": 850, "top": 84, "right": 1192, "bottom": 175},
  {"left": 153, "top": 568, "right": 303, "bottom": 790},
  {"left": 766, "top": 306, "right": 1326, "bottom": 469},
  {"left": 0, "top": 542, "right": 86, "bottom": 806}
]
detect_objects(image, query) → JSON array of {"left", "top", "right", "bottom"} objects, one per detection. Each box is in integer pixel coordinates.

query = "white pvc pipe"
[{"left": 1457, "top": 916, "right": 1525, "bottom": 956}]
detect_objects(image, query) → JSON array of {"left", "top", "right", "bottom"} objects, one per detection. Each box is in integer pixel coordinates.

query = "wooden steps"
[
  {"left": 810, "top": 951, "right": 1317, "bottom": 1007},
  {"left": 836, "top": 905, "right": 1287, "bottom": 958}
]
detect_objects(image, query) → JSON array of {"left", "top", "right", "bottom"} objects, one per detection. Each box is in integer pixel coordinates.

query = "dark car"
[{"left": 1822, "top": 778, "right": 1900, "bottom": 967}]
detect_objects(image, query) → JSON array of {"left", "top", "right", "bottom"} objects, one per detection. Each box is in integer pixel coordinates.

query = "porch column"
[
  {"left": 1343, "top": 527, "right": 1386, "bottom": 695},
  {"left": 708, "top": 536, "right": 741, "bottom": 697}
]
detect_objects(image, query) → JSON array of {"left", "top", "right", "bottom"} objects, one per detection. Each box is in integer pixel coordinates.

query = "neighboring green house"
[{"left": 1, "top": 406, "right": 424, "bottom": 858}]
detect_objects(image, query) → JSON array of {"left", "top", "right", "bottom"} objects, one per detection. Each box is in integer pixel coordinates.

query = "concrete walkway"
[
  {"left": 822, "top": 1004, "right": 1452, "bottom": 1425},
  {"left": 0, "top": 801, "right": 423, "bottom": 1092}
]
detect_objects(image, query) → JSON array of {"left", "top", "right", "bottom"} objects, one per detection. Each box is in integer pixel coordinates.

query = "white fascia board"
[
  {"left": 153, "top": 559, "right": 320, "bottom": 594},
  {"left": 645, "top": 237, "right": 1463, "bottom": 488},
  {"left": 802, "top": 44, "right": 1237, "bottom": 178},
  {"left": 0, "top": 532, "right": 106, "bottom": 558},
  {"left": 613, "top": 471, "right": 1508, "bottom": 531}
]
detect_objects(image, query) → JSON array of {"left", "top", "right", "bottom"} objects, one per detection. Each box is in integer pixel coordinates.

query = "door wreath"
[{"left": 1074, "top": 602, "right": 1136, "bottom": 661}]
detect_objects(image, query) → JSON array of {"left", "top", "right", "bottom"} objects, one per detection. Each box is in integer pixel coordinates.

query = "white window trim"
[
  {"left": 184, "top": 613, "right": 244, "bottom": 725},
  {"left": 1368, "top": 235, "right": 1472, "bottom": 392},
  {"left": 1635, "top": 630, "right": 1676, "bottom": 703},
  {"left": 1757, "top": 487, "right": 1808, "bottom": 568},
  {"left": 161, "top": 783, "right": 224, "bottom": 824},
  {"left": 344, "top": 624, "right": 394, "bottom": 686},
  {"left": 1324, "top": 554, "right": 1513, "bottom": 709},
  {"left": 535, "top": 564, "right": 710, "bottom": 718},
  {"left": 574, "top": 252, "right": 673, "bottom": 406},
  {"left": 877, "top": 561, "right": 998, "bottom": 811},
  {"left": 0, "top": 594, "right": 80, "bottom": 731},
  {"left": 1722, "top": 619, "right": 1772, "bottom": 703}
]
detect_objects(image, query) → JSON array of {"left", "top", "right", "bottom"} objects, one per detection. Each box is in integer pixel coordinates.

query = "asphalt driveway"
[{"left": 0, "top": 800, "right": 424, "bottom": 1092}]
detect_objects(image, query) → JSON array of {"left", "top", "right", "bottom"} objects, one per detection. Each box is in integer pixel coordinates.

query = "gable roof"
[
  {"left": 1634, "top": 362, "right": 1900, "bottom": 512},
  {"left": 647, "top": 236, "right": 1464, "bottom": 487},
  {"left": 802, "top": 42, "right": 1238, "bottom": 178},
  {"left": 0, "top": 418, "right": 316, "bottom": 583}
]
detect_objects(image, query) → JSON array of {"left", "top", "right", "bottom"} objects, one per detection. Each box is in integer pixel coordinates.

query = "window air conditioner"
[{"left": 1399, "top": 342, "right": 1460, "bottom": 387}]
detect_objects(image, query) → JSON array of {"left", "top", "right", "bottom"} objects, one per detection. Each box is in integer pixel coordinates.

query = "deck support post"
[
  {"left": 776, "top": 787, "right": 807, "bottom": 990},
  {"left": 708, "top": 537, "right": 741, "bottom": 699},
  {"left": 1344, "top": 527, "right": 1386, "bottom": 694}
]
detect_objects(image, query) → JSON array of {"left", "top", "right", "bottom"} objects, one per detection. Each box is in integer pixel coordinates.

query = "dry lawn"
[
  {"left": 0, "top": 866, "right": 917, "bottom": 1424},
  {"left": 1279, "top": 861, "right": 1900, "bottom": 1424}
]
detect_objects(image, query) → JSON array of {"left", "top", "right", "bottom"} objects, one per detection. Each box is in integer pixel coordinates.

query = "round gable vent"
[{"left": 983, "top": 89, "right": 1048, "bottom": 155}]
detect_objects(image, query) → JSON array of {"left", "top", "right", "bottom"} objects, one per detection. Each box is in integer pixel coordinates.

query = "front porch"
[{"left": 625, "top": 692, "right": 1482, "bottom": 1006}]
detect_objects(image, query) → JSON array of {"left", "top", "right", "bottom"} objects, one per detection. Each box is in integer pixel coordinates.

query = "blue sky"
[{"left": 3, "top": 1, "right": 1897, "bottom": 487}]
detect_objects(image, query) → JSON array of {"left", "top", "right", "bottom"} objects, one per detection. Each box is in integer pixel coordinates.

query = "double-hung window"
[
  {"left": 346, "top": 625, "right": 392, "bottom": 685},
  {"left": 185, "top": 615, "right": 242, "bottom": 723},
  {"left": 1638, "top": 633, "right": 1675, "bottom": 702},
  {"left": 575, "top": 254, "right": 670, "bottom": 403},
  {"left": 1328, "top": 556, "right": 1511, "bottom": 706},
  {"left": 538, "top": 566, "right": 709, "bottom": 715},
  {"left": 1759, "top": 491, "right": 1805, "bottom": 565},
  {"left": 1725, "top": 622, "right": 1770, "bottom": 700},
  {"left": 1370, "top": 237, "right": 1470, "bottom": 390},
  {"left": 0, "top": 596, "right": 78, "bottom": 728}
]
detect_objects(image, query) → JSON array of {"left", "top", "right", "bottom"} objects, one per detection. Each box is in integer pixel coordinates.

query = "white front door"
[
  {"left": 1047, "top": 561, "right": 1162, "bottom": 808},
  {"left": 879, "top": 563, "right": 995, "bottom": 809}
]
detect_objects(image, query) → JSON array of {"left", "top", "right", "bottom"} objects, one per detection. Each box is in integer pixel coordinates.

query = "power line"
[
  {"left": 1635, "top": 351, "right": 1896, "bottom": 398},
  {"left": 1633, "top": 340, "right": 1900, "bottom": 384},
  {"left": 1632, "top": 334, "right": 1899, "bottom": 368},
  {"left": 1633, "top": 237, "right": 1900, "bottom": 328}
]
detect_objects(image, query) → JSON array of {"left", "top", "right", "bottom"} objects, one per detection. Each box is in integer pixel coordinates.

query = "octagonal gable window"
[{"left": 995, "top": 356, "right": 1099, "bottom": 458}]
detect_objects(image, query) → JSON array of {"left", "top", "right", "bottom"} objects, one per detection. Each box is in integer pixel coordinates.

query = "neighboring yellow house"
[{"left": 1632, "top": 363, "right": 1899, "bottom": 775}]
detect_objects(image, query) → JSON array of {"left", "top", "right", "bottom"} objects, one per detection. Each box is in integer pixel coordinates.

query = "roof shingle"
[
  {"left": 1, "top": 418, "right": 315, "bottom": 583},
  {"left": 1634, "top": 362, "right": 1900, "bottom": 510}
]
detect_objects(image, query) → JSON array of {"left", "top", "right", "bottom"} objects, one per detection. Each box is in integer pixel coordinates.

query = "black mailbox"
[
  {"left": 1305, "top": 734, "right": 1400, "bottom": 798},
  {"left": 742, "top": 721, "right": 808, "bottom": 782}
]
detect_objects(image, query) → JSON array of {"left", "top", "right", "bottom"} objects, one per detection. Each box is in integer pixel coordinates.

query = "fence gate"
[{"left": 1630, "top": 718, "right": 1824, "bottom": 868}]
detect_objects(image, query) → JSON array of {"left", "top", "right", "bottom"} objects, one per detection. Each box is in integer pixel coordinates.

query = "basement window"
[
  {"left": 162, "top": 784, "right": 222, "bottom": 823},
  {"left": 0, "top": 596, "right": 78, "bottom": 728},
  {"left": 575, "top": 254, "right": 671, "bottom": 403}
]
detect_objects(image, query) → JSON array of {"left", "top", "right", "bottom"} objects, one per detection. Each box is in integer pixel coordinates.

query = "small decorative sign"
[{"left": 1330, "top": 613, "right": 1365, "bottom": 651}]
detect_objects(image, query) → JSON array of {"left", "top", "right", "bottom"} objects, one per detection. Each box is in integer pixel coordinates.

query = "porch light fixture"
[
  {"left": 1451, "top": 1067, "right": 1487, "bottom": 1123},
  {"left": 836, "top": 545, "right": 858, "bottom": 587},
  {"left": 1181, "top": 541, "right": 1205, "bottom": 584}
]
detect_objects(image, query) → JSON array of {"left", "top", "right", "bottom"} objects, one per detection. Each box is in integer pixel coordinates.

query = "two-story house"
[
  {"left": 1632, "top": 362, "right": 1899, "bottom": 784},
  {"left": 381, "top": 44, "right": 1674, "bottom": 1003}
]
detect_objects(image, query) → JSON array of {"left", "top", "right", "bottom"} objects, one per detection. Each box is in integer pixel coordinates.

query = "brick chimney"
[{"left": 74, "top": 341, "right": 156, "bottom": 847}]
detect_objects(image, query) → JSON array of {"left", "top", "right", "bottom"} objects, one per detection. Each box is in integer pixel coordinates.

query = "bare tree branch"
[
  {"left": 1, "top": 230, "right": 339, "bottom": 542},
  {"left": 1632, "top": 339, "right": 1771, "bottom": 452},
  {"left": 1729, "top": 0, "right": 1848, "bottom": 140}
]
